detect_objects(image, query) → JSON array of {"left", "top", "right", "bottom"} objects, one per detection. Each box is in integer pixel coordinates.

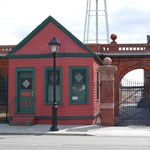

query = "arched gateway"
[{"left": 87, "top": 34, "right": 150, "bottom": 126}]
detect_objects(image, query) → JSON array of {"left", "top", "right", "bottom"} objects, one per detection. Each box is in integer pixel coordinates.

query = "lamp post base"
[
  {"left": 50, "top": 126, "right": 59, "bottom": 131},
  {"left": 50, "top": 104, "right": 59, "bottom": 131}
]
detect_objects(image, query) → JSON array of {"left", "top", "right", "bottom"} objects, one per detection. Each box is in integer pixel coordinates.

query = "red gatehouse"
[
  {"left": 0, "top": 16, "right": 150, "bottom": 126},
  {"left": 7, "top": 16, "right": 102, "bottom": 125}
]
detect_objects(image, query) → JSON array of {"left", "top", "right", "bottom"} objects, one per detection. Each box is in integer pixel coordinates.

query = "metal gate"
[{"left": 115, "top": 78, "right": 150, "bottom": 126}]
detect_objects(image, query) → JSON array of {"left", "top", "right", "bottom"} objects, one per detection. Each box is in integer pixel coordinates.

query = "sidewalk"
[{"left": 0, "top": 124, "right": 150, "bottom": 137}]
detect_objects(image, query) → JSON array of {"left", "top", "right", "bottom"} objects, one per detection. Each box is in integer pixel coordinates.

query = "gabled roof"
[
  {"left": 8, "top": 16, "right": 91, "bottom": 55},
  {"left": 8, "top": 16, "right": 102, "bottom": 64}
]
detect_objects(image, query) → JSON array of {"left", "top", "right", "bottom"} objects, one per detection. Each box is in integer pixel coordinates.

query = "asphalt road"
[{"left": 0, "top": 135, "right": 150, "bottom": 150}]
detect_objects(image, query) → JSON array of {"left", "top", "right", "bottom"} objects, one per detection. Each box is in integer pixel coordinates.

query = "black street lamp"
[{"left": 48, "top": 37, "right": 60, "bottom": 131}]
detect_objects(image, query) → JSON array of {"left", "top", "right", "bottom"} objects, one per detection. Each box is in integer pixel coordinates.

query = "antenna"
[{"left": 83, "top": 0, "right": 110, "bottom": 44}]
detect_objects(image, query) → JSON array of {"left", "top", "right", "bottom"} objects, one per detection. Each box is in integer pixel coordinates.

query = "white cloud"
[
  {"left": 108, "top": 0, "right": 150, "bottom": 43},
  {"left": 0, "top": 0, "right": 87, "bottom": 44},
  {"left": 0, "top": 0, "right": 149, "bottom": 44}
]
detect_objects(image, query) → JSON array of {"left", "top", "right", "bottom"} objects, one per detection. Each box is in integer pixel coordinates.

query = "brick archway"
[
  {"left": 87, "top": 40, "right": 150, "bottom": 126},
  {"left": 110, "top": 58, "right": 150, "bottom": 125},
  {"left": 113, "top": 59, "right": 150, "bottom": 83}
]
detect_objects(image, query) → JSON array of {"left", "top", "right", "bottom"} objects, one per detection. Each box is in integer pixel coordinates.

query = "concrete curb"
[
  {"left": 0, "top": 132, "right": 150, "bottom": 137},
  {"left": 0, "top": 132, "right": 93, "bottom": 136},
  {"left": 0, "top": 124, "right": 150, "bottom": 137}
]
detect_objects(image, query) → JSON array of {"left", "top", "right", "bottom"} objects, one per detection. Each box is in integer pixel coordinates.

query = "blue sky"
[{"left": 0, "top": 0, "right": 149, "bottom": 45}]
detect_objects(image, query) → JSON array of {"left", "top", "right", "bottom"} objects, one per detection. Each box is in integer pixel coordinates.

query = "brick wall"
[{"left": 92, "top": 60, "right": 100, "bottom": 124}]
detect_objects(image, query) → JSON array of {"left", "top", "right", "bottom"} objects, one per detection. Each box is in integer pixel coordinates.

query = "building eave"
[{"left": 97, "top": 52, "right": 150, "bottom": 58}]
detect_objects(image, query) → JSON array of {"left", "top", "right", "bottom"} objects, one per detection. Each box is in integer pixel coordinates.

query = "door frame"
[{"left": 15, "top": 67, "right": 35, "bottom": 114}]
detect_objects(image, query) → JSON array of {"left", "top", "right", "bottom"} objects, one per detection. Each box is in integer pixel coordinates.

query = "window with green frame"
[
  {"left": 44, "top": 67, "right": 62, "bottom": 104},
  {"left": 70, "top": 67, "right": 89, "bottom": 104}
]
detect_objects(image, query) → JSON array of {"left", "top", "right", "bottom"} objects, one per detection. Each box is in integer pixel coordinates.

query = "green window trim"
[
  {"left": 69, "top": 66, "right": 89, "bottom": 104},
  {"left": 44, "top": 67, "right": 62, "bottom": 104}
]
